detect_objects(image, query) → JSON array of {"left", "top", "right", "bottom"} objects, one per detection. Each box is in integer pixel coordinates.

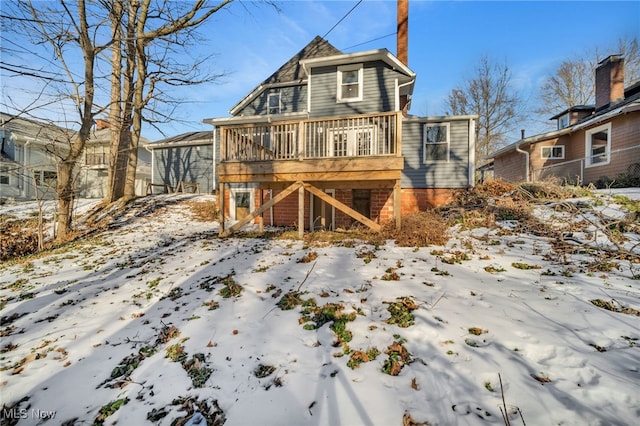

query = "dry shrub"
[
  {"left": 188, "top": 200, "right": 218, "bottom": 222},
  {"left": 476, "top": 179, "right": 518, "bottom": 197},
  {"left": 383, "top": 211, "right": 450, "bottom": 247},
  {"left": 518, "top": 181, "right": 577, "bottom": 200},
  {"left": 0, "top": 218, "right": 39, "bottom": 261}
]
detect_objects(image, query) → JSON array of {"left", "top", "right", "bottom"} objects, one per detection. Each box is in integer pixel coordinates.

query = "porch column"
[
  {"left": 298, "top": 183, "right": 305, "bottom": 239},
  {"left": 218, "top": 183, "right": 226, "bottom": 236}
]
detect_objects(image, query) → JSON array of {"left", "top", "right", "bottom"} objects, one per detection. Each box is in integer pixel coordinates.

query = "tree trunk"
[{"left": 56, "top": 160, "right": 76, "bottom": 240}]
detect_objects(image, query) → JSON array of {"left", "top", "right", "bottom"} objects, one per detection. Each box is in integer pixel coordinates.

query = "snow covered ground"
[{"left": 1, "top": 192, "right": 639, "bottom": 425}]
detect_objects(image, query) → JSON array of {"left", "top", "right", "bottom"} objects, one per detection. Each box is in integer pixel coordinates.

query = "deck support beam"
[
  {"left": 218, "top": 183, "right": 226, "bottom": 236},
  {"left": 394, "top": 179, "right": 401, "bottom": 230},
  {"left": 298, "top": 184, "right": 305, "bottom": 239}
]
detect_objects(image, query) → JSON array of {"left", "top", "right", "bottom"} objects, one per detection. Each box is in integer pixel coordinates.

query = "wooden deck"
[{"left": 216, "top": 112, "right": 404, "bottom": 236}]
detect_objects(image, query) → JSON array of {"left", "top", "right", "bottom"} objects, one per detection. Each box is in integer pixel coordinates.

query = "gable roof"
[
  {"left": 1, "top": 112, "right": 73, "bottom": 145},
  {"left": 228, "top": 36, "right": 341, "bottom": 116},
  {"left": 263, "top": 36, "right": 341, "bottom": 85},
  {"left": 490, "top": 89, "right": 640, "bottom": 159},
  {"left": 146, "top": 131, "right": 212, "bottom": 150}
]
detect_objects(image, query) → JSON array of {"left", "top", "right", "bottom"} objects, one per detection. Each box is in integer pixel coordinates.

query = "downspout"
[{"left": 516, "top": 129, "right": 530, "bottom": 183}]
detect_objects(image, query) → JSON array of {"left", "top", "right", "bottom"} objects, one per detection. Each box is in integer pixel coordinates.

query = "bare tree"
[
  {"left": 3, "top": 0, "right": 112, "bottom": 241},
  {"left": 104, "top": 0, "right": 235, "bottom": 202},
  {"left": 447, "top": 55, "right": 521, "bottom": 164},
  {"left": 537, "top": 36, "right": 640, "bottom": 118}
]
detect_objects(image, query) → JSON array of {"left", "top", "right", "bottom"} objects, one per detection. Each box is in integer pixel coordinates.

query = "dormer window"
[
  {"left": 268, "top": 93, "right": 281, "bottom": 115},
  {"left": 337, "top": 65, "right": 363, "bottom": 102},
  {"left": 557, "top": 113, "right": 570, "bottom": 130}
]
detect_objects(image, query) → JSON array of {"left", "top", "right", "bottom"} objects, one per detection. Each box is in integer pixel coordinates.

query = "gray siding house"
[
  {"left": 145, "top": 131, "right": 216, "bottom": 194},
  {"left": 203, "top": 36, "right": 476, "bottom": 234}
]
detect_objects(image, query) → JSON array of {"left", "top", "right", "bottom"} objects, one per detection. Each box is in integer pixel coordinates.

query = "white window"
[
  {"left": 558, "top": 113, "right": 570, "bottom": 130},
  {"left": 337, "top": 65, "right": 363, "bottom": 102},
  {"left": 541, "top": 146, "right": 564, "bottom": 159},
  {"left": 423, "top": 123, "right": 450, "bottom": 162},
  {"left": 229, "top": 188, "right": 254, "bottom": 221},
  {"left": 268, "top": 93, "right": 281, "bottom": 115},
  {"left": 585, "top": 123, "right": 611, "bottom": 167}
]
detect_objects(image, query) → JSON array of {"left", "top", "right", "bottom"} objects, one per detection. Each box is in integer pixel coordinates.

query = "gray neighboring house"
[
  {"left": 1, "top": 112, "right": 151, "bottom": 201},
  {"left": 145, "top": 131, "right": 215, "bottom": 194}
]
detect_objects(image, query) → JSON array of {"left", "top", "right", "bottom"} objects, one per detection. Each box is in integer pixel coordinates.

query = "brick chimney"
[
  {"left": 95, "top": 118, "right": 110, "bottom": 130},
  {"left": 397, "top": 0, "right": 408, "bottom": 66},
  {"left": 397, "top": 0, "right": 409, "bottom": 112},
  {"left": 595, "top": 55, "right": 624, "bottom": 111}
]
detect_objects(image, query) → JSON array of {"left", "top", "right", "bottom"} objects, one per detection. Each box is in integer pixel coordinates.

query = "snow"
[{"left": 1, "top": 193, "right": 639, "bottom": 425}]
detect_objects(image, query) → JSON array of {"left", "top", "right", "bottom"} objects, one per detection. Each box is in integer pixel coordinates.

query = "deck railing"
[{"left": 220, "top": 112, "right": 400, "bottom": 162}]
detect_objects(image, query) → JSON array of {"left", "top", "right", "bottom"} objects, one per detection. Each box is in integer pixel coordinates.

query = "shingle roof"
[
  {"left": 261, "top": 36, "right": 341, "bottom": 85},
  {"left": 147, "top": 131, "right": 212, "bottom": 148}
]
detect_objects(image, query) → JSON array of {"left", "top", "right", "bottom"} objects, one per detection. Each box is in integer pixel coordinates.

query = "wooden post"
[
  {"left": 394, "top": 179, "right": 401, "bottom": 230},
  {"left": 258, "top": 190, "right": 264, "bottom": 234},
  {"left": 298, "top": 184, "right": 305, "bottom": 239},
  {"left": 218, "top": 183, "right": 225, "bottom": 236}
]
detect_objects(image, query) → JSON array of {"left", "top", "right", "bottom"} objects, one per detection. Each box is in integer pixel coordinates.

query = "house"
[
  {"left": 491, "top": 55, "right": 640, "bottom": 186},
  {"left": 145, "top": 131, "right": 215, "bottom": 194},
  {"left": 203, "top": 28, "right": 477, "bottom": 236},
  {"left": 80, "top": 118, "right": 152, "bottom": 198},
  {"left": 1, "top": 112, "right": 72, "bottom": 201},
  {"left": 0, "top": 113, "right": 151, "bottom": 201}
]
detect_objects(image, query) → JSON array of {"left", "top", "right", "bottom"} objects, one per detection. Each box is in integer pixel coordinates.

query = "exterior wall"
[
  {"left": 236, "top": 85, "right": 307, "bottom": 116},
  {"left": 401, "top": 188, "right": 454, "bottom": 212},
  {"left": 402, "top": 118, "right": 472, "bottom": 188},
  {"left": 153, "top": 144, "right": 214, "bottom": 193},
  {"left": 308, "top": 61, "right": 398, "bottom": 117},
  {"left": 583, "top": 113, "right": 640, "bottom": 183},
  {"left": 494, "top": 151, "right": 528, "bottom": 182},
  {"left": 497, "top": 111, "right": 640, "bottom": 184}
]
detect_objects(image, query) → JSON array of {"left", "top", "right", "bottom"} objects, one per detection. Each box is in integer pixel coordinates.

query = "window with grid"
[{"left": 423, "top": 123, "right": 450, "bottom": 162}]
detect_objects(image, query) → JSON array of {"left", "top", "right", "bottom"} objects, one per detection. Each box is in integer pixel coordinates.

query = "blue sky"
[
  {"left": 167, "top": 0, "right": 639, "bottom": 142},
  {"left": 2, "top": 1, "right": 639, "bottom": 142}
]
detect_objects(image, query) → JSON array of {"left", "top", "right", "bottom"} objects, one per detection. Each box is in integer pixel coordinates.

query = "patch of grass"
[
  {"left": 484, "top": 265, "right": 506, "bottom": 273},
  {"left": 382, "top": 341, "right": 411, "bottom": 376},
  {"left": 356, "top": 248, "right": 377, "bottom": 264},
  {"left": 382, "top": 267, "right": 401, "bottom": 281},
  {"left": 95, "top": 398, "right": 129, "bottom": 425},
  {"left": 276, "top": 291, "right": 305, "bottom": 310},
  {"left": 347, "top": 347, "right": 380, "bottom": 369},
  {"left": 430, "top": 267, "right": 450, "bottom": 276},
  {"left": 166, "top": 344, "right": 187, "bottom": 362},
  {"left": 385, "top": 297, "right": 418, "bottom": 328},
  {"left": 219, "top": 277, "right": 243, "bottom": 298},
  {"left": 183, "top": 353, "right": 213, "bottom": 388},
  {"left": 512, "top": 262, "right": 541, "bottom": 270},
  {"left": 301, "top": 302, "right": 356, "bottom": 344},
  {"left": 202, "top": 300, "right": 219, "bottom": 310}
]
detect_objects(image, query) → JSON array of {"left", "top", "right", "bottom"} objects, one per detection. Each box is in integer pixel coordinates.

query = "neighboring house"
[
  {"left": 0, "top": 113, "right": 151, "bottom": 201},
  {"left": 1, "top": 112, "right": 72, "bottom": 201},
  {"left": 80, "top": 119, "right": 152, "bottom": 198},
  {"left": 491, "top": 55, "right": 640, "bottom": 185},
  {"left": 204, "top": 34, "right": 476, "bottom": 234},
  {"left": 145, "top": 131, "right": 215, "bottom": 194}
]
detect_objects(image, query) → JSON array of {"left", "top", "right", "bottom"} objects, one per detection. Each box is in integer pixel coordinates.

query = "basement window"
[
  {"left": 585, "top": 123, "right": 611, "bottom": 167},
  {"left": 337, "top": 65, "right": 363, "bottom": 102},
  {"left": 0, "top": 166, "right": 9, "bottom": 185},
  {"left": 423, "top": 123, "right": 450, "bottom": 162},
  {"left": 541, "top": 146, "right": 564, "bottom": 159}
]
